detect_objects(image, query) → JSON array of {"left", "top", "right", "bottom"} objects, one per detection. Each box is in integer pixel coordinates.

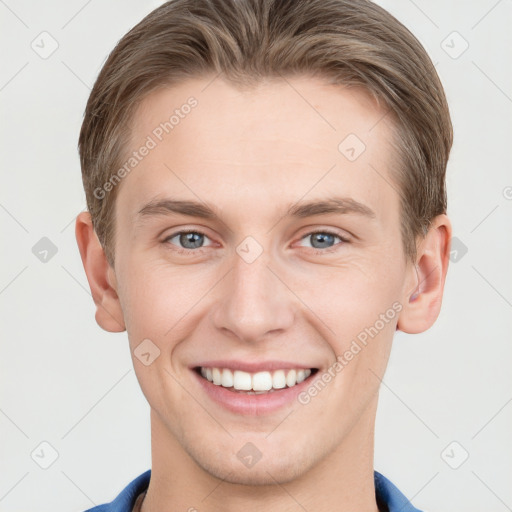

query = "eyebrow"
[{"left": 137, "top": 196, "right": 376, "bottom": 221}]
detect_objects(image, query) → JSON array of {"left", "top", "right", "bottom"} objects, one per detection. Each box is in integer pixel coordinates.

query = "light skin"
[{"left": 76, "top": 75, "right": 451, "bottom": 511}]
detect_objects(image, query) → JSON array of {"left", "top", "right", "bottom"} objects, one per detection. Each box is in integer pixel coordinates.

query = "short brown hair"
[{"left": 79, "top": 0, "right": 452, "bottom": 265}]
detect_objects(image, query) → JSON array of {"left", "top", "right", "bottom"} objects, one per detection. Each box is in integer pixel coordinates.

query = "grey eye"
[
  {"left": 299, "top": 232, "right": 343, "bottom": 250},
  {"left": 166, "top": 231, "right": 213, "bottom": 249}
]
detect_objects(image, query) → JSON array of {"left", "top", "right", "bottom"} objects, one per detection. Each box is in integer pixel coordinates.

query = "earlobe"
[
  {"left": 397, "top": 214, "right": 452, "bottom": 334},
  {"left": 75, "top": 212, "right": 126, "bottom": 332}
]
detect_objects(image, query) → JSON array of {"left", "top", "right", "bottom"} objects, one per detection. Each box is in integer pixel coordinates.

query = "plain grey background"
[{"left": 1, "top": 0, "right": 511, "bottom": 511}]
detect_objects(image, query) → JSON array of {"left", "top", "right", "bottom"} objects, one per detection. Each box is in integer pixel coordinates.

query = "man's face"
[{"left": 111, "top": 76, "right": 415, "bottom": 484}]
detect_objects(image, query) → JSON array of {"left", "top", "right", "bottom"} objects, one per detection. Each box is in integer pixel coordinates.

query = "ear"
[
  {"left": 75, "top": 212, "right": 125, "bottom": 332},
  {"left": 397, "top": 214, "right": 452, "bottom": 334}
]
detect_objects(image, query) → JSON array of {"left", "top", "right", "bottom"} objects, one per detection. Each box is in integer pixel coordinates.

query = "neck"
[{"left": 142, "top": 396, "right": 380, "bottom": 512}]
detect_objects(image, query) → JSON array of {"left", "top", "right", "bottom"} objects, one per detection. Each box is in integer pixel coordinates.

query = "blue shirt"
[{"left": 84, "top": 469, "right": 422, "bottom": 511}]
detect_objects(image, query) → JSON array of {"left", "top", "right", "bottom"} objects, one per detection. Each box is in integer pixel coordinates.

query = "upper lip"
[{"left": 192, "top": 360, "right": 318, "bottom": 373}]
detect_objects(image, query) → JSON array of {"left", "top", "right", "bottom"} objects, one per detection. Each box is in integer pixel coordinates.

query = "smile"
[{"left": 195, "top": 366, "right": 318, "bottom": 394}]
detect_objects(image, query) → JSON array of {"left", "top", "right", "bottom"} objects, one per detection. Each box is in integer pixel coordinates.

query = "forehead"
[{"left": 119, "top": 75, "right": 399, "bottom": 225}]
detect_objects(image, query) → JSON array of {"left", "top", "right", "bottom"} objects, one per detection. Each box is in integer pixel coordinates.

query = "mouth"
[{"left": 193, "top": 366, "right": 319, "bottom": 395}]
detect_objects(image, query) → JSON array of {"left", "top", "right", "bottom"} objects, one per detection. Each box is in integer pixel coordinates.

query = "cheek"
[
  {"left": 313, "top": 267, "right": 401, "bottom": 411},
  {"left": 294, "top": 257, "right": 404, "bottom": 342},
  {"left": 328, "top": 262, "right": 403, "bottom": 390},
  {"left": 115, "top": 259, "right": 199, "bottom": 411},
  {"left": 115, "top": 256, "right": 214, "bottom": 344}
]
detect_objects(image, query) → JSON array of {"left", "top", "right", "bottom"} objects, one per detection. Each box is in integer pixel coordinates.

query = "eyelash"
[{"left": 162, "top": 229, "right": 350, "bottom": 256}]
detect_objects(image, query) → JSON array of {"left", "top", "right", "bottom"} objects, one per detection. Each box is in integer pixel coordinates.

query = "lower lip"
[{"left": 192, "top": 368, "right": 319, "bottom": 416}]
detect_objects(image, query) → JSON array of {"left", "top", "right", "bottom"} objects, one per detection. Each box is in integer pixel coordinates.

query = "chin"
[{"left": 190, "top": 443, "right": 314, "bottom": 486}]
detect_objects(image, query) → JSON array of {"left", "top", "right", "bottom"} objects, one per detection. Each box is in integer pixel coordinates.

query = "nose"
[{"left": 211, "top": 247, "right": 295, "bottom": 344}]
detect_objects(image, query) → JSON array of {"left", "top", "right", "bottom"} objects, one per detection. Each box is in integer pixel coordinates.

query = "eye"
[
  {"left": 298, "top": 230, "right": 349, "bottom": 251},
  {"left": 163, "top": 230, "right": 214, "bottom": 251},
  {"left": 162, "top": 228, "right": 349, "bottom": 255}
]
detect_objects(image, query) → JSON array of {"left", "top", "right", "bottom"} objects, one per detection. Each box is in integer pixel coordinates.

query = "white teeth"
[
  {"left": 296, "top": 369, "right": 306, "bottom": 383},
  {"left": 286, "top": 369, "right": 296, "bottom": 387},
  {"left": 198, "top": 366, "right": 315, "bottom": 391},
  {"left": 212, "top": 367, "right": 222, "bottom": 385},
  {"left": 221, "top": 368, "right": 233, "bottom": 387},
  {"left": 233, "top": 370, "right": 252, "bottom": 390},
  {"left": 252, "top": 371, "right": 273, "bottom": 391},
  {"left": 272, "top": 369, "right": 286, "bottom": 389}
]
